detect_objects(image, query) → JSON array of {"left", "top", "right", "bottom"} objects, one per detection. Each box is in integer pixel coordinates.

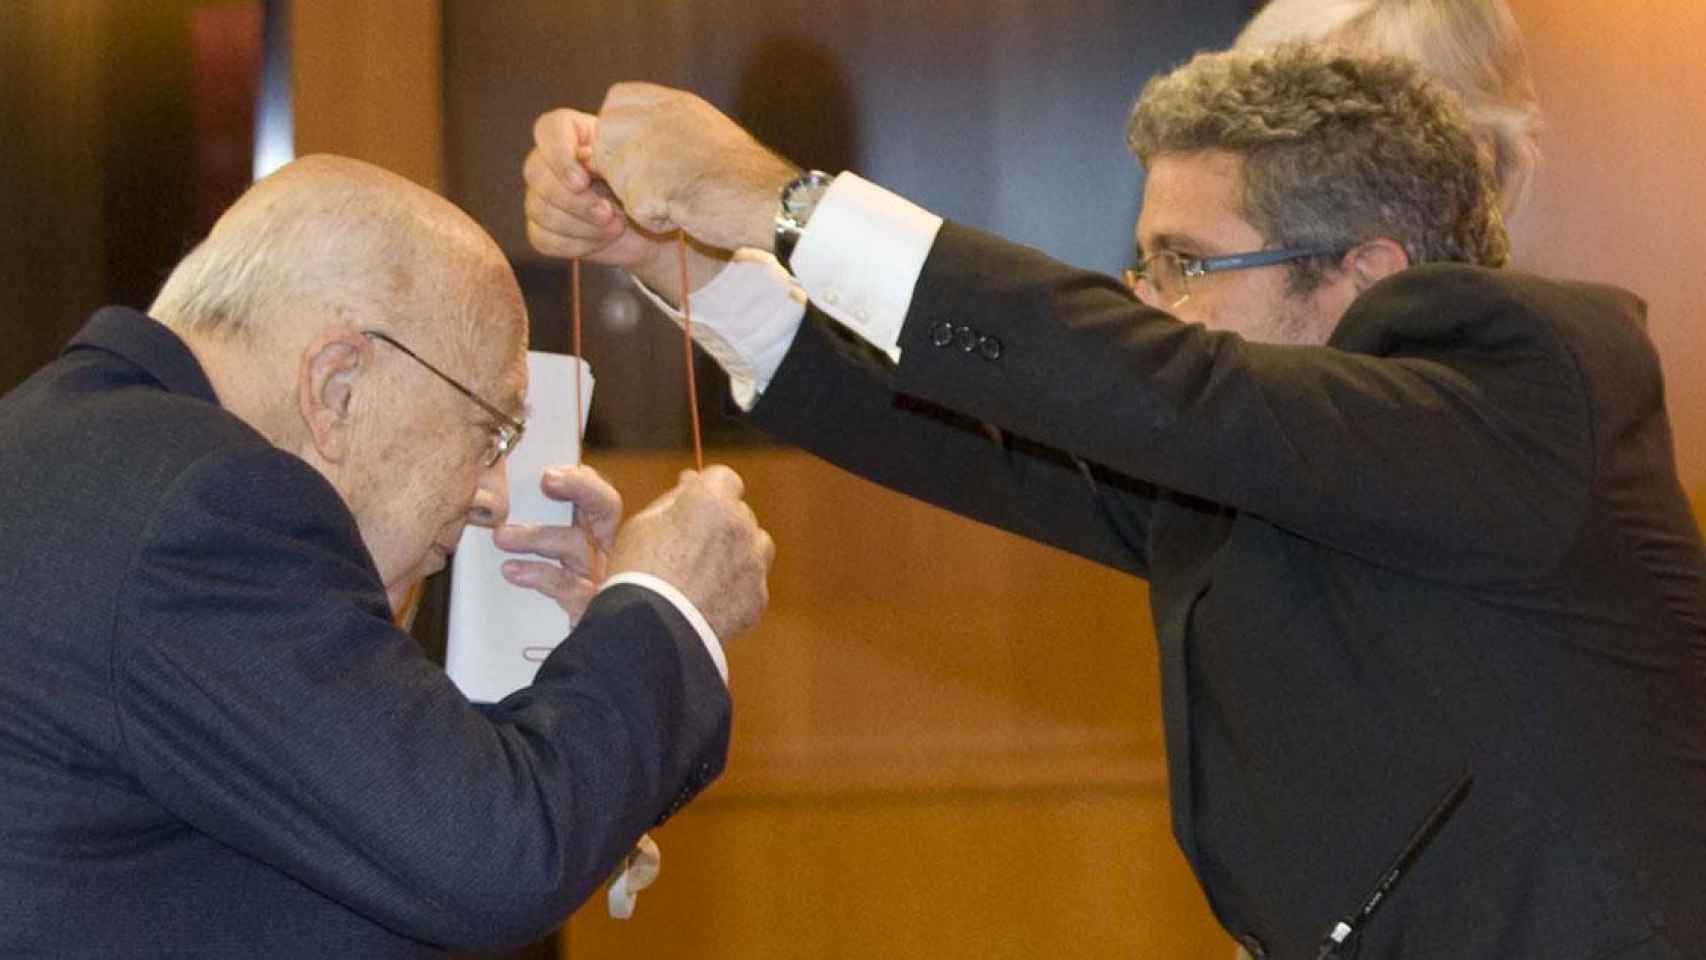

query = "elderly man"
[
  {"left": 0, "top": 155, "right": 773, "bottom": 956},
  {"left": 524, "top": 47, "right": 1706, "bottom": 959}
]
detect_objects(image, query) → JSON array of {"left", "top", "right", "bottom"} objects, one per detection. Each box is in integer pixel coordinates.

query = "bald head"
[
  {"left": 152, "top": 154, "right": 524, "bottom": 359},
  {"left": 151, "top": 156, "right": 529, "bottom": 607}
]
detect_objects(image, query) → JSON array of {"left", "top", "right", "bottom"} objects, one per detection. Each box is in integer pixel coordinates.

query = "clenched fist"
[
  {"left": 592, "top": 82, "right": 799, "bottom": 254},
  {"left": 608, "top": 465, "right": 775, "bottom": 642},
  {"left": 524, "top": 108, "right": 666, "bottom": 268}
]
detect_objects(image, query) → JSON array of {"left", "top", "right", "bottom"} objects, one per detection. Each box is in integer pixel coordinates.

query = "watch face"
[{"left": 783, "top": 172, "right": 834, "bottom": 225}]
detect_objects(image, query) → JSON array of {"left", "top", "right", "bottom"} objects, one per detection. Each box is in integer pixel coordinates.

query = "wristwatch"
[{"left": 774, "top": 170, "right": 835, "bottom": 273}]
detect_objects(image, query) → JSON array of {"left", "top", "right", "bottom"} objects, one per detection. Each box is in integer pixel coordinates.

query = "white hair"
[{"left": 150, "top": 155, "right": 514, "bottom": 354}]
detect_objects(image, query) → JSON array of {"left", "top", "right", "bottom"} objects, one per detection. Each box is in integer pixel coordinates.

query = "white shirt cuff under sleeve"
[
  {"left": 789, "top": 171, "right": 943, "bottom": 361},
  {"left": 597, "top": 572, "right": 728, "bottom": 685},
  {"left": 631, "top": 251, "right": 806, "bottom": 410},
  {"left": 631, "top": 171, "right": 941, "bottom": 407}
]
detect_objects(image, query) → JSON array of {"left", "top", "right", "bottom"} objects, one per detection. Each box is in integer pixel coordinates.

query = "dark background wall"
[
  {"left": 1, "top": 0, "right": 258, "bottom": 395},
  {"left": 444, "top": 0, "right": 1251, "bottom": 271},
  {"left": 440, "top": 0, "right": 1253, "bottom": 447}
]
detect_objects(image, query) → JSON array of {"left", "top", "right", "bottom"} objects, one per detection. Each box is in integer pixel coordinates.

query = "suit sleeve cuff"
[
  {"left": 790, "top": 171, "right": 944, "bottom": 361},
  {"left": 596, "top": 572, "right": 728, "bottom": 684}
]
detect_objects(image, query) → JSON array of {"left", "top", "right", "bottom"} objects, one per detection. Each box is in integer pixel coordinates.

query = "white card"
[{"left": 445, "top": 351, "right": 594, "bottom": 703}]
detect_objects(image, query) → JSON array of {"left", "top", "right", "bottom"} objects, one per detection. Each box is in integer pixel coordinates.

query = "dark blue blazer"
[
  {"left": 750, "top": 223, "right": 1706, "bottom": 959},
  {"left": 0, "top": 309, "right": 730, "bottom": 957}
]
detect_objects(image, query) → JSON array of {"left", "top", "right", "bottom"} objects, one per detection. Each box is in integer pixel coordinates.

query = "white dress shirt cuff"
[
  {"left": 631, "top": 251, "right": 806, "bottom": 410},
  {"left": 789, "top": 171, "right": 943, "bottom": 361},
  {"left": 597, "top": 571, "right": 728, "bottom": 684},
  {"left": 631, "top": 172, "right": 941, "bottom": 405}
]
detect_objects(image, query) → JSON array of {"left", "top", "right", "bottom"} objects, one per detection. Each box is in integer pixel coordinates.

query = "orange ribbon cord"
[
  {"left": 567, "top": 234, "right": 703, "bottom": 473},
  {"left": 571, "top": 258, "right": 585, "bottom": 466},
  {"left": 678, "top": 232, "right": 704, "bottom": 471}
]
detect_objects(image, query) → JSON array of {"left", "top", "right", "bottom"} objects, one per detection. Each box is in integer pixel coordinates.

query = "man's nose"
[{"left": 468, "top": 459, "right": 510, "bottom": 528}]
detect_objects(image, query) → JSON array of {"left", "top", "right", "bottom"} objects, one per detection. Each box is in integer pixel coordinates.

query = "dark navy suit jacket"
[
  {"left": 750, "top": 223, "right": 1706, "bottom": 959},
  {"left": 0, "top": 309, "right": 730, "bottom": 957}
]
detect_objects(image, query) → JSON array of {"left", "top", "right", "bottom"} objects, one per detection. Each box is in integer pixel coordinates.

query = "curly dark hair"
[{"left": 1126, "top": 44, "right": 1509, "bottom": 293}]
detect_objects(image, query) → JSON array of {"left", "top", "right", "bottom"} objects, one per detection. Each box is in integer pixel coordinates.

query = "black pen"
[{"left": 1317, "top": 772, "right": 1474, "bottom": 960}]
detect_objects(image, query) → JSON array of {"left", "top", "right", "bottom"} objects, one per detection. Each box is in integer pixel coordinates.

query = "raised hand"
[
  {"left": 592, "top": 83, "right": 799, "bottom": 254},
  {"left": 524, "top": 107, "right": 667, "bottom": 268},
  {"left": 494, "top": 464, "right": 623, "bottom": 621}
]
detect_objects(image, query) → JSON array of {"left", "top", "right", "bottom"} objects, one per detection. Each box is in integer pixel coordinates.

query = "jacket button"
[
  {"left": 977, "top": 335, "right": 1002, "bottom": 360},
  {"left": 930, "top": 322, "right": 955, "bottom": 347},
  {"left": 954, "top": 325, "right": 978, "bottom": 352}
]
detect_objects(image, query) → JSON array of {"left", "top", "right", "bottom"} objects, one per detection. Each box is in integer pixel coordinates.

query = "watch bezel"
[{"left": 775, "top": 170, "right": 834, "bottom": 272}]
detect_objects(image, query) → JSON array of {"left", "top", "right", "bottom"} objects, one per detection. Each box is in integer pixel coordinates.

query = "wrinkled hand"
[
  {"left": 524, "top": 108, "right": 668, "bottom": 268},
  {"left": 609, "top": 465, "right": 774, "bottom": 642},
  {"left": 494, "top": 465, "right": 623, "bottom": 621},
  {"left": 593, "top": 82, "right": 799, "bottom": 254}
]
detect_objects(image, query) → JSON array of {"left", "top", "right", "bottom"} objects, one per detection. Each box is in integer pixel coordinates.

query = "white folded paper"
[{"left": 445, "top": 351, "right": 593, "bottom": 703}]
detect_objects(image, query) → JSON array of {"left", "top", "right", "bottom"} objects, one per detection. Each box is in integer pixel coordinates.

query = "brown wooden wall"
[
  {"left": 1507, "top": 0, "right": 1706, "bottom": 505},
  {"left": 564, "top": 450, "right": 1231, "bottom": 959},
  {"left": 290, "top": 0, "right": 444, "bottom": 193}
]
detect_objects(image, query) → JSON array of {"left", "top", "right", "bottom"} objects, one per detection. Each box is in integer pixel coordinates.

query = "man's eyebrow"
[{"left": 1139, "top": 231, "right": 1207, "bottom": 256}]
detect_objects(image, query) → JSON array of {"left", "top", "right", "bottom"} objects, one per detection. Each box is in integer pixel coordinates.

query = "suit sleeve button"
[
  {"left": 977, "top": 335, "right": 1002, "bottom": 360},
  {"left": 955, "top": 325, "right": 979, "bottom": 352},
  {"left": 930, "top": 322, "right": 955, "bottom": 347}
]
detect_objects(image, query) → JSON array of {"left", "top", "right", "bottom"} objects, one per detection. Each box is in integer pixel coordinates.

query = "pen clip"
[{"left": 1316, "top": 771, "right": 1472, "bottom": 958}]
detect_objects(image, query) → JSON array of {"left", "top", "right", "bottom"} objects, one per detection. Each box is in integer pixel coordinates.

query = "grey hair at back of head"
[{"left": 1235, "top": 0, "right": 1541, "bottom": 215}]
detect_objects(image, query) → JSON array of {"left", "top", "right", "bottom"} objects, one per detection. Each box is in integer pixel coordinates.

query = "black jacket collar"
[{"left": 65, "top": 306, "right": 221, "bottom": 406}]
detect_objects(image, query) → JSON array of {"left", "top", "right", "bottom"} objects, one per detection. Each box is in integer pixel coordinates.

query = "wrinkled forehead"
[{"left": 446, "top": 260, "right": 531, "bottom": 419}]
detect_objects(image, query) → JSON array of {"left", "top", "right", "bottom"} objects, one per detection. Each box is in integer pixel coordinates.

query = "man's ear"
[
  {"left": 1343, "top": 237, "right": 1410, "bottom": 293},
  {"left": 297, "top": 329, "right": 369, "bottom": 463}
]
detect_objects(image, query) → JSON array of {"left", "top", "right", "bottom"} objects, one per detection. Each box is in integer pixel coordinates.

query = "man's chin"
[{"left": 382, "top": 547, "right": 454, "bottom": 621}]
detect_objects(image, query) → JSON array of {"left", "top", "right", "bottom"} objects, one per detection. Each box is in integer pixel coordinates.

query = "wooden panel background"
[
  {"left": 563, "top": 449, "right": 1230, "bottom": 958},
  {"left": 1506, "top": 0, "right": 1706, "bottom": 505},
  {"left": 0, "top": 2, "right": 111, "bottom": 391},
  {"left": 290, "top": 0, "right": 444, "bottom": 192}
]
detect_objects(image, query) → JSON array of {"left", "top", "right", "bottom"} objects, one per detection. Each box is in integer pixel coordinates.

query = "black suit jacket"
[
  {"left": 750, "top": 224, "right": 1706, "bottom": 959},
  {"left": 0, "top": 309, "right": 730, "bottom": 957}
]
